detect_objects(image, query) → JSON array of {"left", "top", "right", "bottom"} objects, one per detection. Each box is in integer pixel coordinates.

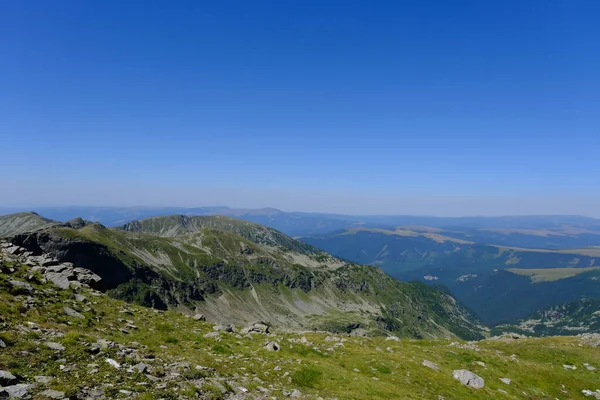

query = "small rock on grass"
[
  {"left": 422, "top": 360, "right": 439, "bottom": 371},
  {"left": 44, "top": 342, "right": 65, "bottom": 351},
  {"left": 39, "top": 389, "right": 65, "bottom": 399},
  {"left": 64, "top": 306, "right": 84, "bottom": 319}
]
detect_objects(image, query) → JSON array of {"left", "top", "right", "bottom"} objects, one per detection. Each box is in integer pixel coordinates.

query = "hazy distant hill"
[
  {"left": 3, "top": 206, "right": 600, "bottom": 240},
  {"left": 0, "top": 212, "right": 59, "bottom": 236}
]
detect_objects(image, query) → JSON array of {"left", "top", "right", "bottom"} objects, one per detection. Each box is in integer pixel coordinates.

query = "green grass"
[
  {"left": 291, "top": 367, "right": 322, "bottom": 388},
  {"left": 2, "top": 259, "right": 600, "bottom": 399}
]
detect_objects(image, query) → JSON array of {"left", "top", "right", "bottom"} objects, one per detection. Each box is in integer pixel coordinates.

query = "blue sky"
[{"left": 1, "top": 1, "right": 599, "bottom": 215}]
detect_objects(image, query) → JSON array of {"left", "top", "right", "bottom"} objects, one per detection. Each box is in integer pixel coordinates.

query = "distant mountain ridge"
[
  {"left": 117, "top": 214, "right": 321, "bottom": 255},
  {"left": 2, "top": 206, "right": 600, "bottom": 238}
]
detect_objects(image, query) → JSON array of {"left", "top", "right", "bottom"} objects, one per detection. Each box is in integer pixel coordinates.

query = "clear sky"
[{"left": 1, "top": 1, "right": 599, "bottom": 216}]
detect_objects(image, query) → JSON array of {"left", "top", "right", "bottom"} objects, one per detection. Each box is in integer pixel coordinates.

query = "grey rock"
[
  {"left": 422, "top": 360, "right": 439, "bottom": 371},
  {"left": 291, "top": 389, "right": 302, "bottom": 397},
  {"left": 74, "top": 294, "right": 87, "bottom": 302},
  {"left": 203, "top": 332, "right": 221, "bottom": 340},
  {"left": 192, "top": 313, "right": 206, "bottom": 321},
  {"left": 34, "top": 376, "right": 53, "bottom": 384},
  {"left": 44, "top": 342, "right": 65, "bottom": 351},
  {"left": 45, "top": 271, "right": 72, "bottom": 290},
  {"left": 1, "top": 384, "right": 34, "bottom": 398},
  {"left": 500, "top": 377, "right": 511, "bottom": 385},
  {"left": 132, "top": 363, "right": 150, "bottom": 373},
  {"left": 0, "top": 339, "right": 6, "bottom": 348},
  {"left": 39, "top": 389, "right": 65, "bottom": 399},
  {"left": 452, "top": 369, "right": 484, "bottom": 389},
  {"left": 73, "top": 268, "right": 102, "bottom": 289},
  {"left": 9, "top": 280, "right": 34, "bottom": 294},
  {"left": 5, "top": 246, "right": 23, "bottom": 255},
  {"left": 264, "top": 341, "right": 280, "bottom": 351},
  {"left": 105, "top": 358, "right": 121, "bottom": 369},
  {"left": 0, "top": 370, "right": 17, "bottom": 386},
  {"left": 64, "top": 306, "right": 84, "bottom": 319},
  {"left": 247, "top": 322, "right": 269, "bottom": 334},
  {"left": 582, "top": 390, "right": 600, "bottom": 399}
]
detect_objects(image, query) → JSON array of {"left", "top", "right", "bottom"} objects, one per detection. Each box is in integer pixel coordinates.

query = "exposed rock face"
[
  {"left": 452, "top": 369, "right": 484, "bottom": 389},
  {"left": 10, "top": 232, "right": 130, "bottom": 289}
]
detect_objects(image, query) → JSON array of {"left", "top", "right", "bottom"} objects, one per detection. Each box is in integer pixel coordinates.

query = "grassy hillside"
[
  {"left": 6, "top": 221, "right": 484, "bottom": 340},
  {"left": 0, "top": 212, "right": 59, "bottom": 237},
  {"left": 2, "top": 257, "right": 600, "bottom": 400},
  {"left": 118, "top": 215, "right": 321, "bottom": 255}
]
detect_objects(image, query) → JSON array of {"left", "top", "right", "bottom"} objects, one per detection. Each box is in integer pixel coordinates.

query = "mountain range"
[
  {"left": 2, "top": 208, "right": 600, "bottom": 336},
  {"left": 0, "top": 211, "right": 484, "bottom": 340}
]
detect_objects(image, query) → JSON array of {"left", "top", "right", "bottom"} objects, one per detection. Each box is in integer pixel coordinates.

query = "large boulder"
[
  {"left": 264, "top": 341, "right": 280, "bottom": 351},
  {"left": 0, "top": 370, "right": 17, "bottom": 386},
  {"left": 243, "top": 322, "right": 270, "bottom": 334},
  {"left": 0, "top": 384, "right": 34, "bottom": 399},
  {"left": 452, "top": 369, "right": 484, "bottom": 389}
]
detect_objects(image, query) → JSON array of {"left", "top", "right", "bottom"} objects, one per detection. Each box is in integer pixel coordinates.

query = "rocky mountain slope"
[
  {"left": 494, "top": 298, "right": 600, "bottom": 337},
  {"left": 1, "top": 213, "right": 484, "bottom": 340},
  {"left": 2, "top": 254, "right": 600, "bottom": 400}
]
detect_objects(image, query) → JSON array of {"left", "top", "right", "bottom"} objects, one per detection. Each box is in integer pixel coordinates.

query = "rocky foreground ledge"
[{"left": 1, "top": 244, "right": 600, "bottom": 399}]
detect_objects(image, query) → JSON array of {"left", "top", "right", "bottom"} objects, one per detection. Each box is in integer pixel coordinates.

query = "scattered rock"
[
  {"left": 44, "top": 342, "right": 65, "bottom": 351},
  {"left": 74, "top": 294, "right": 87, "bottom": 302},
  {"left": 9, "top": 280, "right": 34, "bottom": 294},
  {"left": 132, "top": 363, "right": 150, "bottom": 373},
  {"left": 582, "top": 389, "right": 600, "bottom": 399},
  {"left": 39, "top": 389, "right": 66, "bottom": 399},
  {"left": 500, "top": 378, "right": 511, "bottom": 385},
  {"left": 246, "top": 322, "right": 269, "bottom": 334},
  {"left": 264, "top": 341, "right": 280, "bottom": 351},
  {"left": 563, "top": 364, "right": 577, "bottom": 370},
  {"left": 290, "top": 389, "right": 302, "bottom": 397},
  {"left": 105, "top": 358, "right": 121, "bottom": 369},
  {"left": 34, "top": 376, "right": 53, "bottom": 384},
  {"left": 0, "top": 370, "right": 17, "bottom": 386},
  {"left": 64, "top": 307, "right": 84, "bottom": 319},
  {"left": 0, "top": 339, "right": 6, "bottom": 348},
  {"left": 584, "top": 363, "right": 596, "bottom": 371},
  {"left": 422, "top": 360, "right": 439, "bottom": 371},
  {"left": 192, "top": 313, "right": 206, "bottom": 321},
  {"left": 203, "top": 332, "right": 221, "bottom": 340},
  {"left": 385, "top": 336, "right": 400, "bottom": 342},
  {"left": 0, "top": 384, "right": 34, "bottom": 399},
  {"left": 452, "top": 369, "right": 484, "bottom": 389}
]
